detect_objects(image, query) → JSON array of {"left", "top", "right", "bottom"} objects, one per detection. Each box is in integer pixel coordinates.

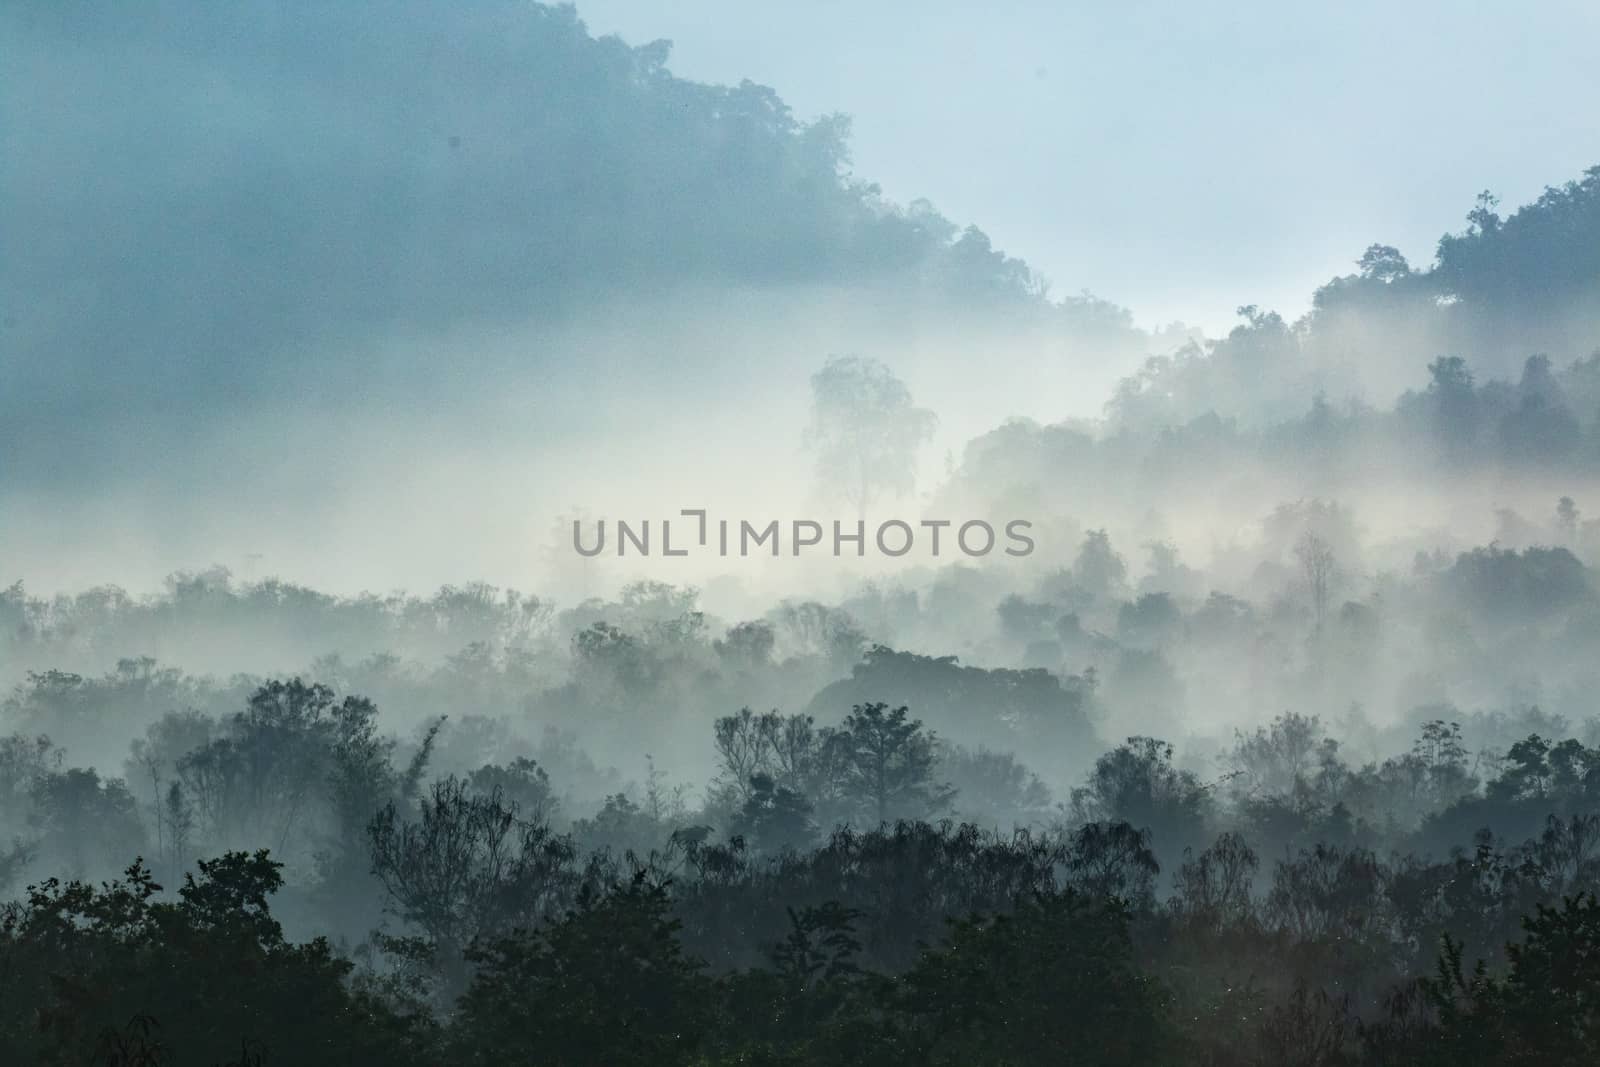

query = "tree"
[
  {"left": 770, "top": 901, "right": 864, "bottom": 992},
  {"left": 1378, "top": 894, "right": 1600, "bottom": 1065},
  {"left": 176, "top": 680, "right": 347, "bottom": 858},
  {"left": 837, "top": 703, "right": 955, "bottom": 824},
  {"left": 1264, "top": 843, "right": 1384, "bottom": 942},
  {"left": 1065, "top": 821, "right": 1160, "bottom": 905},
  {"left": 766, "top": 600, "right": 868, "bottom": 668},
  {"left": 710, "top": 707, "right": 773, "bottom": 813},
  {"left": 892, "top": 890, "right": 1173, "bottom": 1065},
  {"left": 1357, "top": 243, "right": 1411, "bottom": 283},
  {"left": 127, "top": 710, "right": 215, "bottom": 879},
  {"left": 1171, "top": 832, "right": 1259, "bottom": 930},
  {"left": 161, "top": 781, "right": 195, "bottom": 880},
  {"left": 367, "top": 778, "right": 580, "bottom": 994},
  {"left": 1074, "top": 529, "right": 1127, "bottom": 600},
  {"left": 1490, "top": 893, "right": 1600, "bottom": 1060},
  {"left": 571, "top": 622, "right": 650, "bottom": 698},
  {"left": 466, "top": 757, "right": 558, "bottom": 826},
  {"left": 1072, "top": 737, "right": 1211, "bottom": 859},
  {"left": 1444, "top": 545, "right": 1589, "bottom": 619},
  {"left": 1228, "top": 712, "right": 1333, "bottom": 800},
  {"left": 451, "top": 872, "right": 712, "bottom": 1066},
  {"left": 314, "top": 695, "right": 423, "bottom": 930},
  {"left": 0, "top": 852, "right": 432, "bottom": 1065},
  {"left": 1118, "top": 592, "right": 1182, "bottom": 649},
  {"left": 939, "top": 746, "right": 1053, "bottom": 827},
  {"left": 734, "top": 900, "right": 868, "bottom": 1051},
  {"left": 809, "top": 644, "right": 1095, "bottom": 757},
  {"left": 1556, "top": 496, "right": 1581, "bottom": 542},
  {"left": 0, "top": 731, "right": 59, "bottom": 808},
  {"left": 1294, "top": 531, "right": 1339, "bottom": 636},
  {"left": 713, "top": 620, "right": 775, "bottom": 670},
  {"left": 806, "top": 355, "right": 937, "bottom": 516},
  {"left": 709, "top": 707, "right": 853, "bottom": 829},
  {"left": 0, "top": 837, "right": 33, "bottom": 898},
  {"left": 1410, "top": 719, "right": 1476, "bottom": 808},
  {"left": 1425, "top": 355, "right": 1482, "bottom": 458},
  {"left": 729, "top": 772, "right": 817, "bottom": 852},
  {"left": 1500, "top": 357, "right": 1581, "bottom": 464},
  {"left": 28, "top": 767, "right": 145, "bottom": 880},
  {"left": 762, "top": 712, "right": 852, "bottom": 816}
]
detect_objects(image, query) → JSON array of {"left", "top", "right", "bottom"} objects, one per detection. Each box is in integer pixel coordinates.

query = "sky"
[
  {"left": 3, "top": 1, "right": 1598, "bottom": 597},
  {"left": 573, "top": 0, "right": 1600, "bottom": 334}
]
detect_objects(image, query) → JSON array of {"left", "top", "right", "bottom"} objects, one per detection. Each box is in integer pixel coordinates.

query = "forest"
[
  {"left": 10, "top": 309, "right": 1600, "bottom": 1062},
  {"left": 7, "top": 2, "right": 1600, "bottom": 1065}
]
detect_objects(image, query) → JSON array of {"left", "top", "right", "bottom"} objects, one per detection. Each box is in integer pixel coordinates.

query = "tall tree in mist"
[
  {"left": 806, "top": 356, "right": 937, "bottom": 517},
  {"left": 1074, "top": 528, "right": 1128, "bottom": 600},
  {"left": 838, "top": 702, "right": 954, "bottom": 824},
  {"left": 1424, "top": 355, "right": 1483, "bottom": 459},
  {"left": 1295, "top": 531, "right": 1339, "bottom": 636},
  {"left": 1356, "top": 243, "right": 1412, "bottom": 283}
]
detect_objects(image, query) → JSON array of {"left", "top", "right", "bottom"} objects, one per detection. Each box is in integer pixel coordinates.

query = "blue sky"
[{"left": 574, "top": 0, "right": 1600, "bottom": 333}]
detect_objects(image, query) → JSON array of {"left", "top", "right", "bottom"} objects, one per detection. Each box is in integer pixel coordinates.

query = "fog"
[{"left": 4, "top": 4, "right": 1600, "bottom": 1064}]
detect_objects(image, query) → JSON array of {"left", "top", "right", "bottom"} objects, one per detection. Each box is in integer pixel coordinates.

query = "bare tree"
[
  {"left": 1171, "top": 832, "right": 1258, "bottom": 928},
  {"left": 1295, "top": 531, "right": 1339, "bottom": 634},
  {"left": 368, "top": 778, "right": 580, "bottom": 993}
]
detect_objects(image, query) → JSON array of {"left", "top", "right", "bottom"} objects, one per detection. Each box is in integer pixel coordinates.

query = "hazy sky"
[
  {"left": 4, "top": 1, "right": 1597, "bottom": 596},
  {"left": 574, "top": 0, "right": 1600, "bottom": 333}
]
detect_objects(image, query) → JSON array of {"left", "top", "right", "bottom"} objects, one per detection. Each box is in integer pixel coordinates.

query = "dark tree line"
[{"left": 3, "top": 672, "right": 1600, "bottom": 1063}]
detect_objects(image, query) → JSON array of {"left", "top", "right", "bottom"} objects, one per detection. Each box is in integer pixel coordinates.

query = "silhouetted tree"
[
  {"left": 451, "top": 872, "right": 712, "bottom": 1066},
  {"left": 837, "top": 703, "right": 955, "bottom": 824},
  {"left": 367, "top": 778, "right": 579, "bottom": 993}
]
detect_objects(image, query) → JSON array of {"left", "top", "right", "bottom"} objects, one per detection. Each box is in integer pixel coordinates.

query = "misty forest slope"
[
  {"left": 6, "top": 1, "right": 1597, "bottom": 477},
  {"left": 3, "top": 2, "right": 1045, "bottom": 440},
  {"left": 7, "top": 5, "right": 1600, "bottom": 1063},
  {"left": 5, "top": 1, "right": 1600, "bottom": 606}
]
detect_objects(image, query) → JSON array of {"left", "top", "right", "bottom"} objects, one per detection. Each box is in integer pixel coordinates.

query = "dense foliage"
[
  {"left": 6, "top": 5, "right": 1600, "bottom": 1064},
  {"left": 4, "top": 650, "right": 1600, "bottom": 1063}
]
